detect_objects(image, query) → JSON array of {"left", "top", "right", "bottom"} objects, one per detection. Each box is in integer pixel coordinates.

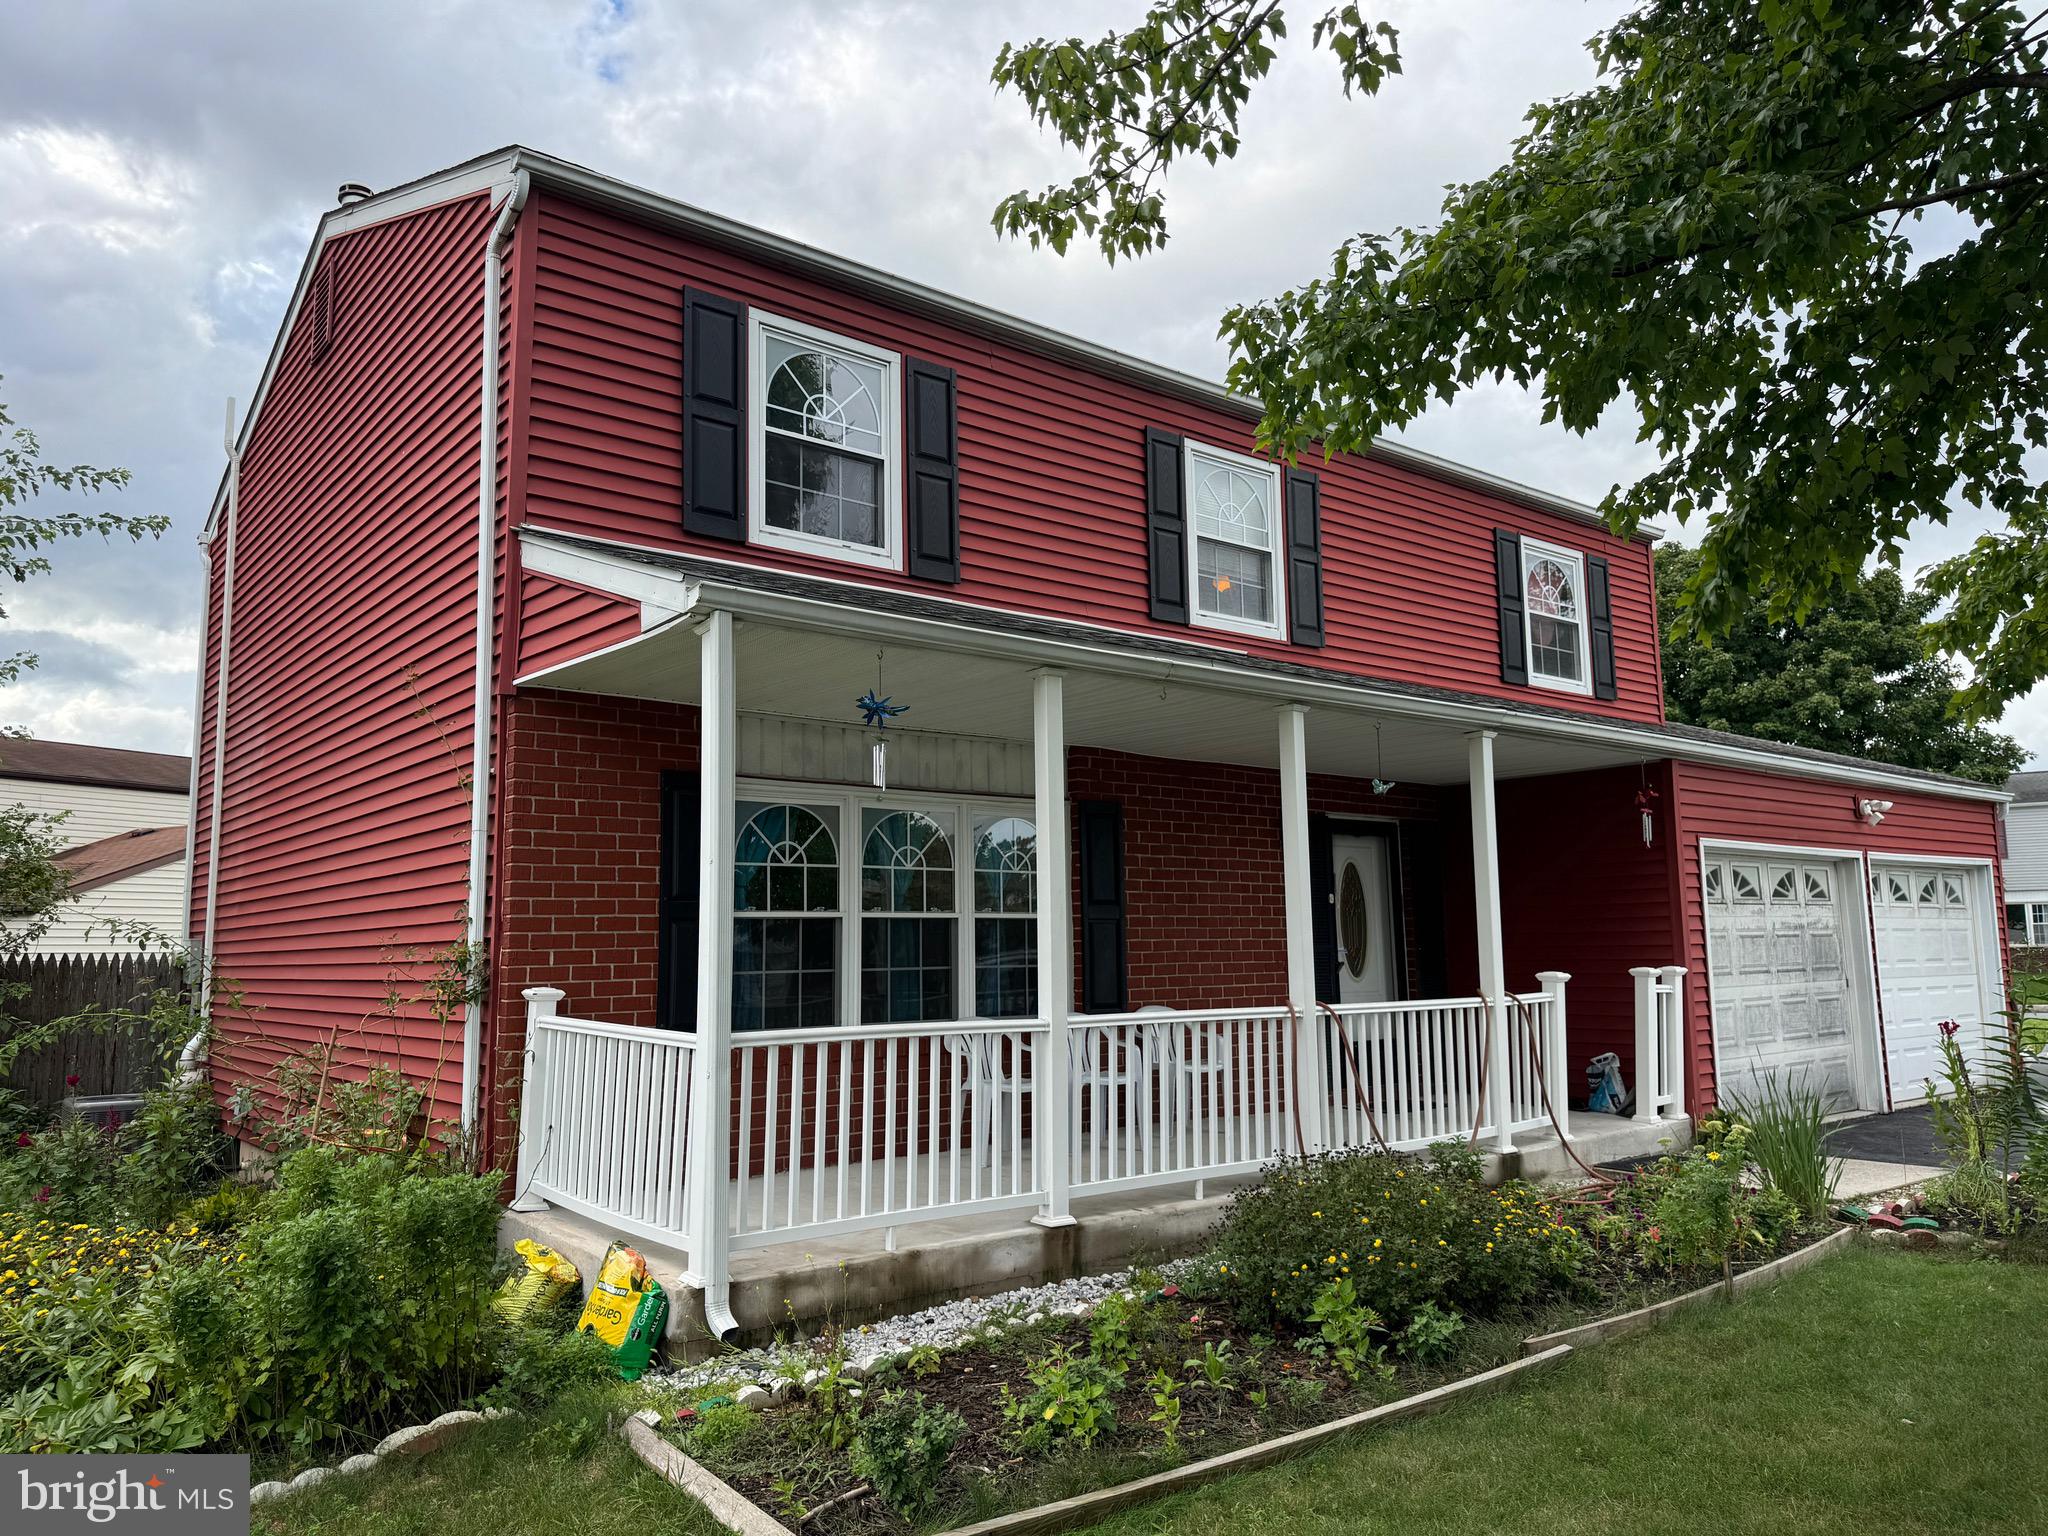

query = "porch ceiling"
[{"left": 521, "top": 611, "right": 1648, "bottom": 786}]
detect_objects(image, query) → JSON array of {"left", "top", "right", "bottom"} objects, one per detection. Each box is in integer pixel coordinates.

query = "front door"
[{"left": 1332, "top": 833, "right": 1396, "bottom": 1004}]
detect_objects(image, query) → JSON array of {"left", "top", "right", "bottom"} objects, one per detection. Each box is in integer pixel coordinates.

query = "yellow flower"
[
  {"left": 1707, "top": 1152, "right": 1722, "bottom": 1162},
  {"left": 1043, "top": 1406, "right": 1056, "bottom": 1421}
]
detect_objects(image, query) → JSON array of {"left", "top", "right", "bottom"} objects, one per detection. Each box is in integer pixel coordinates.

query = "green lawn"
[
  {"left": 1083, "top": 1247, "right": 2048, "bottom": 1536},
  {"left": 260, "top": 1247, "right": 2047, "bottom": 1536}
]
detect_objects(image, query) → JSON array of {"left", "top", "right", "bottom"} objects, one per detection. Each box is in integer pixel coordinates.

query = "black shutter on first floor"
[
  {"left": 1309, "top": 813, "right": 1339, "bottom": 1003},
  {"left": 1077, "top": 799, "right": 1129, "bottom": 1013},
  {"left": 1284, "top": 466, "right": 1326, "bottom": 648},
  {"left": 1404, "top": 819, "right": 1449, "bottom": 998},
  {"left": 1493, "top": 529, "right": 1528, "bottom": 685},
  {"left": 1587, "top": 554, "right": 1618, "bottom": 700},
  {"left": 681, "top": 287, "right": 747, "bottom": 542},
  {"left": 655, "top": 770, "right": 701, "bottom": 1031},
  {"left": 905, "top": 358, "right": 962, "bottom": 583},
  {"left": 1144, "top": 428, "right": 1189, "bottom": 624}
]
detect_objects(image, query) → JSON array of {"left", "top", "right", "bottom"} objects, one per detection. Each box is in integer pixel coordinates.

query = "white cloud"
[{"left": 0, "top": 0, "right": 2038, "bottom": 768}]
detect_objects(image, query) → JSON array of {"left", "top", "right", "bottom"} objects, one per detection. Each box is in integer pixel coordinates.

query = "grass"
[
  {"left": 258, "top": 1247, "right": 2047, "bottom": 1536},
  {"left": 1080, "top": 1247, "right": 2048, "bottom": 1536},
  {"left": 252, "top": 1384, "right": 724, "bottom": 1536}
]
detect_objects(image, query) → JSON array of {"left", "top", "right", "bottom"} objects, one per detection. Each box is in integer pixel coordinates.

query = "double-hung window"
[
  {"left": 1521, "top": 537, "right": 1591, "bottom": 694},
  {"left": 1185, "top": 440, "right": 1286, "bottom": 640},
  {"left": 860, "top": 809, "right": 957, "bottom": 1023},
  {"left": 750, "top": 311, "right": 900, "bottom": 570},
  {"left": 732, "top": 802, "right": 841, "bottom": 1032},
  {"left": 973, "top": 816, "right": 1038, "bottom": 1018}
]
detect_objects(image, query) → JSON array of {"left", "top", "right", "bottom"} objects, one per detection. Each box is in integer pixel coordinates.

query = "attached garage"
[
  {"left": 1869, "top": 861, "right": 1998, "bottom": 1108},
  {"left": 1703, "top": 851, "right": 1865, "bottom": 1111}
]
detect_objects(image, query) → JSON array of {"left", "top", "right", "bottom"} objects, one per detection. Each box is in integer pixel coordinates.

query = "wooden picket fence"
[{"left": 1, "top": 952, "right": 185, "bottom": 1106}]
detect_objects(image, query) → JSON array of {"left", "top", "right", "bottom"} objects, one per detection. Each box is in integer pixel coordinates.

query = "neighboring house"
[
  {"left": 2003, "top": 770, "right": 2048, "bottom": 951},
  {"left": 189, "top": 149, "right": 2010, "bottom": 1321},
  {"left": 1, "top": 738, "right": 192, "bottom": 955}
]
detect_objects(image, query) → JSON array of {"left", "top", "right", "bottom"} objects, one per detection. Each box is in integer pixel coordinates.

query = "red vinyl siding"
[
  {"left": 514, "top": 572, "right": 643, "bottom": 678},
  {"left": 1669, "top": 761, "right": 2001, "bottom": 1112},
  {"left": 1497, "top": 764, "right": 1682, "bottom": 1085},
  {"left": 191, "top": 193, "right": 493, "bottom": 1129},
  {"left": 512, "top": 192, "right": 1661, "bottom": 721}
]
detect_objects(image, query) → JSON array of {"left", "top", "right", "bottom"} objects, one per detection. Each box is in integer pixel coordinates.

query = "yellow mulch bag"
[
  {"left": 576, "top": 1240, "right": 668, "bottom": 1380},
  {"left": 494, "top": 1238, "right": 580, "bottom": 1325}
]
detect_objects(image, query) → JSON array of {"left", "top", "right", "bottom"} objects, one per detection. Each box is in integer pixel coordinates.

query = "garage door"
[
  {"left": 1705, "top": 855, "right": 1856, "bottom": 1109},
  {"left": 1870, "top": 864, "right": 1986, "bottom": 1107}
]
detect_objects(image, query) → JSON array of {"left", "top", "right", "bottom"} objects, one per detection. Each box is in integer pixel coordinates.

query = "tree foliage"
[
  {"left": 993, "top": 2, "right": 2048, "bottom": 718},
  {"left": 1658, "top": 545, "right": 2026, "bottom": 782}
]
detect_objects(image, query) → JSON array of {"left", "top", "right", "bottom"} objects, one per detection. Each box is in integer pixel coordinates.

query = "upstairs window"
[
  {"left": 750, "top": 312, "right": 900, "bottom": 570},
  {"left": 1185, "top": 440, "right": 1285, "bottom": 640},
  {"left": 1522, "top": 537, "right": 1590, "bottom": 693}
]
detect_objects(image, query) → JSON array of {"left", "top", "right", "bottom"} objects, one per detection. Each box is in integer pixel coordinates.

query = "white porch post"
[
  {"left": 1535, "top": 971, "right": 1571, "bottom": 1141},
  {"left": 1658, "top": 963, "right": 1687, "bottom": 1118},
  {"left": 1277, "top": 703, "right": 1327, "bottom": 1152},
  {"left": 1467, "top": 730, "right": 1514, "bottom": 1153},
  {"left": 1630, "top": 966, "right": 1662, "bottom": 1122},
  {"left": 1031, "top": 669, "right": 1077, "bottom": 1227},
  {"left": 683, "top": 609, "right": 737, "bottom": 1297},
  {"left": 509, "top": 985, "right": 564, "bottom": 1211}
]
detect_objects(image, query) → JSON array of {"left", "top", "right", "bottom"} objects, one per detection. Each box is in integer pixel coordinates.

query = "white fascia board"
[
  {"left": 514, "top": 526, "right": 2007, "bottom": 805},
  {"left": 202, "top": 154, "right": 522, "bottom": 538},
  {"left": 507, "top": 149, "right": 1661, "bottom": 545}
]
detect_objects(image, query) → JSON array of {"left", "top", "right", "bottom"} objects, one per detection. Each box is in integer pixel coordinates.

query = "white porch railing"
[
  {"left": 513, "top": 979, "right": 1572, "bottom": 1273},
  {"left": 727, "top": 1021, "right": 1046, "bottom": 1249},
  {"left": 1631, "top": 965, "right": 1686, "bottom": 1121},
  {"left": 1322, "top": 975, "right": 1569, "bottom": 1152},
  {"left": 513, "top": 990, "right": 698, "bottom": 1254}
]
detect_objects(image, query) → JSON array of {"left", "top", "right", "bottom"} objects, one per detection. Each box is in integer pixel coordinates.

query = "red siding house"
[{"left": 190, "top": 148, "right": 2010, "bottom": 1333}]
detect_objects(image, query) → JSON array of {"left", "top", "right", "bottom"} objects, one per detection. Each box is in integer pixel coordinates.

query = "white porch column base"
[
  {"left": 1467, "top": 730, "right": 1513, "bottom": 1154},
  {"left": 1030, "top": 668, "right": 1077, "bottom": 1228},
  {"left": 1277, "top": 703, "right": 1327, "bottom": 1153},
  {"left": 1534, "top": 971, "right": 1571, "bottom": 1141},
  {"left": 682, "top": 610, "right": 738, "bottom": 1326},
  {"left": 1630, "top": 966, "right": 1663, "bottom": 1122},
  {"left": 509, "top": 985, "right": 564, "bottom": 1212}
]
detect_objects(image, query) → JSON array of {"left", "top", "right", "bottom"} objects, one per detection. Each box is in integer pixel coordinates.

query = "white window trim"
[
  {"left": 1520, "top": 535, "right": 1592, "bottom": 696},
  {"left": 747, "top": 309, "right": 903, "bottom": 573},
  {"left": 1182, "top": 438, "right": 1288, "bottom": 643},
  {"left": 735, "top": 778, "right": 1036, "bottom": 1029}
]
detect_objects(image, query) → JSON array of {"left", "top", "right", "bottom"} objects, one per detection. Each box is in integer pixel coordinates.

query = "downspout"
[
  {"left": 189, "top": 398, "right": 242, "bottom": 1084},
  {"left": 460, "top": 171, "right": 531, "bottom": 1135}
]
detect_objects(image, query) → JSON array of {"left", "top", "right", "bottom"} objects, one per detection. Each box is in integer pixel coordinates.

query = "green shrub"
[
  {"left": 117, "top": 1081, "right": 235, "bottom": 1227},
  {"left": 1307, "top": 1277, "right": 1390, "bottom": 1384},
  {"left": 1394, "top": 1300, "right": 1464, "bottom": 1363},
  {"left": 484, "top": 1323, "right": 618, "bottom": 1409},
  {"left": 1724, "top": 1071, "right": 1839, "bottom": 1217},
  {"left": 851, "top": 1388, "right": 964, "bottom": 1516},
  {"left": 1000, "top": 1344, "right": 1122, "bottom": 1452},
  {"left": 1209, "top": 1144, "right": 1584, "bottom": 1331}
]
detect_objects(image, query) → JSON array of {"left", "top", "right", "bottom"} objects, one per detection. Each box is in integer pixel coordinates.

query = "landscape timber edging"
[
  {"left": 620, "top": 1409, "right": 797, "bottom": 1536},
  {"left": 1520, "top": 1222, "right": 1856, "bottom": 1357}
]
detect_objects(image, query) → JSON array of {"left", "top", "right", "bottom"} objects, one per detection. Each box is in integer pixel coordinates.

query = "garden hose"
[{"left": 1317, "top": 1001, "right": 1395, "bottom": 1154}]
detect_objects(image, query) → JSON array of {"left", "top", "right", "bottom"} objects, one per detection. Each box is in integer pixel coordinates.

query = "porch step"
[{"left": 500, "top": 1110, "right": 1692, "bottom": 1361}]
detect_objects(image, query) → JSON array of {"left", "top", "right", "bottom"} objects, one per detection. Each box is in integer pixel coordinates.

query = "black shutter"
[
  {"left": 1405, "top": 819, "right": 1449, "bottom": 998},
  {"left": 1310, "top": 814, "right": 1338, "bottom": 1003},
  {"left": 1587, "top": 554, "right": 1618, "bottom": 700},
  {"left": 1284, "top": 466, "right": 1326, "bottom": 647},
  {"left": 1144, "top": 428, "right": 1189, "bottom": 624},
  {"left": 905, "top": 359, "right": 961, "bottom": 583},
  {"left": 1493, "top": 530, "right": 1528, "bottom": 685},
  {"left": 681, "top": 287, "right": 746, "bottom": 542},
  {"left": 655, "top": 770, "right": 701, "bottom": 1032},
  {"left": 1077, "top": 800, "right": 1129, "bottom": 1013}
]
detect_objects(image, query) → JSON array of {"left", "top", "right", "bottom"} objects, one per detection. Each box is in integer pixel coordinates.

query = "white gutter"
[
  {"left": 190, "top": 398, "right": 243, "bottom": 1082},
  {"left": 460, "top": 170, "right": 532, "bottom": 1134},
  {"left": 517, "top": 526, "right": 2012, "bottom": 806}
]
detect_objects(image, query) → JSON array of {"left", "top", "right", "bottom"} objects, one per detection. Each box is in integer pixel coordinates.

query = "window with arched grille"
[
  {"left": 1521, "top": 537, "right": 1589, "bottom": 692},
  {"left": 751, "top": 312, "right": 899, "bottom": 569},
  {"left": 859, "top": 809, "right": 957, "bottom": 1024},
  {"left": 731, "top": 802, "right": 840, "bottom": 1031},
  {"left": 973, "top": 816, "right": 1038, "bottom": 1018},
  {"left": 1185, "top": 440, "right": 1285, "bottom": 639}
]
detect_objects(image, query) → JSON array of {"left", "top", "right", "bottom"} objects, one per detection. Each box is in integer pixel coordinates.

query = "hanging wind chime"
[
  {"left": 1635, "top": 765, "right": 1659, "bottom": 848},
  {"left": 855, "top": 649, "right": 908, "bottom": 789},
  {"left": 1371, "top": 721, "right": 1397, "bottom": 796}
]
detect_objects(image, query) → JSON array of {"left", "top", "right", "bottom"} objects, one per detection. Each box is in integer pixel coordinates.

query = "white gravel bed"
[{"left": 648, "top": 1262, "right": 1192, "bottom": 1396}]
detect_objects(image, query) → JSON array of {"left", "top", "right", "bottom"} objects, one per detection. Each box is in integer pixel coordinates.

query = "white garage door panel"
[
  {"left": 1871, "top": 865, "right": 1985, "bottom": 1107},
  {"left": 1706, "top": 856, "right": 1855, "bottom": 1109}
]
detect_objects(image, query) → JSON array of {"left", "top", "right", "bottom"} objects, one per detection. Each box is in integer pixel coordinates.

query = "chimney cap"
[{"left": 336, "top": 182, "right": 374, "bottom": 207}]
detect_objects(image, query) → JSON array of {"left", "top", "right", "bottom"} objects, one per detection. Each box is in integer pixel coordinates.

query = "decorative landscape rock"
[
  {"left": 250, "top": 1407, "right": 507, "bottom": 1506},
  {"left": 247, "top": 1481, "right": 288, "bottom": 1507},
  {"left": 735, "top": 1384, "right": 772, "bottom": 1409}
]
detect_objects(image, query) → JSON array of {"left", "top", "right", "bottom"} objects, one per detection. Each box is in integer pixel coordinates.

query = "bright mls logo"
[{"left": 3, "top": 1456, "right": 249, "bottom": 1535}]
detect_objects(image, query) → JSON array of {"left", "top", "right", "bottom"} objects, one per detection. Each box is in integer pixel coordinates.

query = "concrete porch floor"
[{"left": 500, "top": 1109, "right": 1691, "bottom": 1359}]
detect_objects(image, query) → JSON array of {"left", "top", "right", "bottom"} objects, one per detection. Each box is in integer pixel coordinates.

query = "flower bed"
[{"left": 657, "top": 1139, "right": 1839, "bottom": 1536}]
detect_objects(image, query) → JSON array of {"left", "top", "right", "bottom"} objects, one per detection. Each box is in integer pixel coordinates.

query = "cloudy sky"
[{"left": 2, "top": 0, "right": 2041, "bottom": 765}]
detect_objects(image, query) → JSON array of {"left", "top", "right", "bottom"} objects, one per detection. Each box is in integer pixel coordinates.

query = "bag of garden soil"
[
  {"left": 494, "top": 1238, "right": 580, "bottom": 1324},
  {"left": 576, "top": 1240, "right": 670, "bottom": 1380}
]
